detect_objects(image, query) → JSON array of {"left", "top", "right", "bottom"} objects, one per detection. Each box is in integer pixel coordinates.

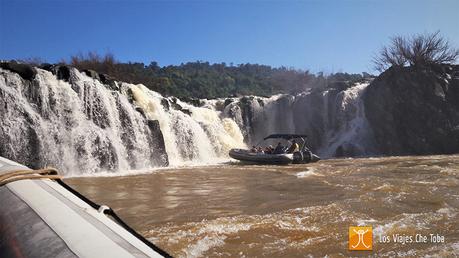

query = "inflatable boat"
[
  {"left": 229, "top": 134, "right": 320, "bottom": 165},
  {"left": 0, "top": 156, "right": 171, "bottom": 258},
  {"left": 229, "top": 149, "right": 294, "bottom": 164}
]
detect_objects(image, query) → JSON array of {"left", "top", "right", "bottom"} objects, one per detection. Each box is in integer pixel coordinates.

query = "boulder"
[
  {"left": 179, "top": 96, "right": 203, "bottom": 107},
  {"left": 135, "top": 107, "right": 146, "bottom": 118},
  {"left": 224, "top": 98, "right": 233, "bottom": 107},
  {"left": 99, "top": 73, "right": 119, "bottom": 91},
  {"left": 161, "top": 98, "right": 170, "bottom": 111},
  {"left": 40, "top": 64, "right": 73, "bottom": 82},
  {"left": 82, "top": 69, "right": 101, "bottom": 81},
  {"left": 55, "top": 65, "right": 72, "bottom": 81},
  {"left": 0, "top": 61, "right": 37, "bottom": 80},
  {"left": 363, "top": 64, "right": 459, "bottom": 155},
  {"left": 181, "top": 108, "right": 192, "bottom": 116},
  {"left": 169, "top": 97, "right": 192, "bottom": 116}
]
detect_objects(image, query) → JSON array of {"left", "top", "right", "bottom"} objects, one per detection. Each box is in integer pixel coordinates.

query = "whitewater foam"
[
  {"left": 130, "top": 84, "right": 246, "bottom": 166},
  {"left": 295, "top": 168, "right": 320, "bottom": 178}
]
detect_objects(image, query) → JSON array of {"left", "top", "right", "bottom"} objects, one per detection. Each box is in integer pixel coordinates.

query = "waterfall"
[
  {"left": 0, "top": 66, "right": 246, "bottom": 174},
  {"left": 128, "top": 85, "right": 245, "bottom": 166},
  {"left": 317, "top": 83, "right": 375, "bottom": 157},
  {"left": 0, "top": 64, "right": 375, "bottom": 175},
  {"left": 220, "top": 83, "right": 375, "bottom": 158},
  {"left": 0, "top": 67, "right": 168, "bottom": 175}
]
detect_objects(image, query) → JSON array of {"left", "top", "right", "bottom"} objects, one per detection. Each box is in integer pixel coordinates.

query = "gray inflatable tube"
[{"left": 0, "top": 156, "right": 170, "bottom": 258}]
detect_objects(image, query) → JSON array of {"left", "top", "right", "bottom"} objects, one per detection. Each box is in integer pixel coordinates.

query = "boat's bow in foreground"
[{"left": 0, "top": 156, "right": 170, "bottom": 258}]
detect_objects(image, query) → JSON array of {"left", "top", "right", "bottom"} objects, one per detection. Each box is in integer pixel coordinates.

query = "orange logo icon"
[{"left": 349, "top": 226, "right": 372, "bottom": 250}]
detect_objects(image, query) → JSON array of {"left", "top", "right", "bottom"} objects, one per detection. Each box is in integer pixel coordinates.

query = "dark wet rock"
[
  {"left": 334, "top": 145, "right": 345, "bottom": 158},
  {"left": 238, "top": 96, "right": 255, "bottom": 139},
  {"left": 125, "top": 88, "right": 135, "bottom": 103},
  {"left": 0, "top": 61, "right": 37, "bottom": 81},
  {"left": 53, "top": 65, "right": 72, "bottom": 82},
  {"left": 92, "top": 135, "right": 118, "bottom": 170},
  {"left": 170, "top": 97, "right": 183, "bottom": 110},
  {"left": 256, "top": 98, "right": 264, "bottom": 107},
  {"left": 181, "top": 108, "right": 192, "bottom": 116},
  {"left": 135, "top": 107, "right": 146, "bottom": 118},
  {"left": 83, "top": 69, "right": 101, "bottom": 81},
  {"left": 0, "top": 121, "right": 41, "bottom": 169},
  {"left": 40, "top": 63, "right": 54, "bottom": 71},
  {"left": 39, "top": 64, "right": 73, "bottom": 82},
  {"left": 115, "top": 95, "right": 139, "bottom": 168},
  {"left": 364, "top": 64, "right": 459, "bottom": 155},
  {"left": 224, "top": 98, "right": 233, "bottom": 107},
  {"left": 81, "top": 70, "right": 119, "bottom": 91},
  {"left": 147, "top": 120, "right": 169, "bottom": 166},
  {"left": 169, "top": 97, "right": 192, "bottom": 115},
  {"left": 334, "top": 144, "right": 361, "bottom": 158},
  {"left": 328, "top": 81, "right": 351, "bottom": 91},
  {"left": 212, "top": 100, "right": 226, "bottom": 112},
  {"left": 99, "top": 73, "right": 119, "bottom": 91},
  {"left": 179, "top": 96, "right": 203, "bottom": 107},
  {"left": 291, "top": 90, "right": 337, "bottom": 152},
  {"left": 0, "top": 65, "right": 50, "bottom": 118},
  {"left": 161, "top": 98, "right": 170, "bottom": 110}
]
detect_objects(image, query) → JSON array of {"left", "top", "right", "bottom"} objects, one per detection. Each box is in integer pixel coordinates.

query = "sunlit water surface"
[{"left": 66, "top": 155, "right": 459, "bottom": 257}]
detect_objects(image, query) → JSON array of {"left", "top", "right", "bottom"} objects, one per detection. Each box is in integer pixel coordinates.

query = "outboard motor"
[
  {"left": 293, "top": 150, "right": 319, "bottom": 164},
  {"left": 292, "top": 151, "right": 303, "bottom": 164}
]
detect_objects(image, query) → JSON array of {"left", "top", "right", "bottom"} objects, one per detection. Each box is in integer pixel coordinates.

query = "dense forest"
[
  {"left": 58, "top": 53, "right": 373, "bottom": 99},
  {"left": 15, "top": 53, "right": 372, "bottom": 99}
]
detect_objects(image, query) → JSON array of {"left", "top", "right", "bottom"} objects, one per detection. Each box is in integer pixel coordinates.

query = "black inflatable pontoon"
[{"left": 229, "top": 134, "right": 320, "bottom": 165}]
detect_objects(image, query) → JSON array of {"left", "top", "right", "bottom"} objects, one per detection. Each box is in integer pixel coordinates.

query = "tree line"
[
  {"left": 19, "top": 32, "right": 457, "bottom": 99},
  {"left": 65, "top": 52, "right": 371, "bottom": 99}
]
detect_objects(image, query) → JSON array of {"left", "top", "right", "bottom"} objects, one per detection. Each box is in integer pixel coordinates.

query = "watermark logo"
[{"left": 349, "top": 226, "right": 372, "bottom": 251}]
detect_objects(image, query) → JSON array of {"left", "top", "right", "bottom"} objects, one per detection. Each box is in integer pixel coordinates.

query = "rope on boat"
[
  {"left": 0, "top": 168, "right": 62, "bottom": 186},
  {"left": 0, "top": 166, "right": 173, "bottom": 257}
]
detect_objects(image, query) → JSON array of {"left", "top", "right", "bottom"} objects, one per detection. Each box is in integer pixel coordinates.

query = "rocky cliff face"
[
  {"left": 363, "top": 64, "right": 459, "bottom": 155},
  {"left": 219, "top": 82, "right": 376, "bottom": 158}
]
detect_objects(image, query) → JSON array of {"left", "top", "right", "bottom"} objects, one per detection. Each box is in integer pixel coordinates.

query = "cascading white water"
[
  {"left": 317, "top": 83, "right": 375, "bottom": 157},
  {"left": 1, "top": 65, "right": 376, "bottom": 175},
  {"left": 129, "top": 85, "right": 246, "bottom": 166},
  {"left": 220, "top": 83, "right": 375, "bottom": 158},
  {"left": 0, "top": 67, "right": 247, "bottom": 174},
  {"left": 0, "top": 67, "right": 167, "bottom": 175}
]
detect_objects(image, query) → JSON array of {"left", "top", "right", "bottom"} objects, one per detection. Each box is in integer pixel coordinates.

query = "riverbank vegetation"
[
  {"left": 373, "top": 31, "right": 459, "bottom": 72},
  {"left": 64, "top": 52, "right": 372, "bottom": 99}
]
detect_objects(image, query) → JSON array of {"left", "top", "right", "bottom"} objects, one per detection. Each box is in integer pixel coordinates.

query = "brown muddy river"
[{"left": 65, "top": 155, "right": 459, "bottom": 257}]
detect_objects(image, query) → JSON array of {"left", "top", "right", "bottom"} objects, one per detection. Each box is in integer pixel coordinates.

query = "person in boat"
[
  {"left": 273, "top": 142, "right": 285, "bottom": 154},
  {"left": 287, "top": 140, "right": 299, "bottom": 153},
  {"left": 250, "top": 146, "right": 257, "bottom": 152},
  {"left": 256, "top": 146, "right": 264, "bottom": 153},
  {"left": 264, "top": 145, "right": 274, "bottom": 154}
]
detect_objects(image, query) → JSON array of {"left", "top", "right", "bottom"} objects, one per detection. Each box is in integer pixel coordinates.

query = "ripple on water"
[
  {"left": 65, "top": 154, "right": 459, "bottom": 257},
  {"left": 145, "top": 203, "right": 375, "bottom": 257},
  {"left": 295, "top": 168, "right": 320, "bottom": 178}
]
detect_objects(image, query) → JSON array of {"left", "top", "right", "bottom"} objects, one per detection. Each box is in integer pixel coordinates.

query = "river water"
[{"left": 65, "top": 155, "right": 459, "bottom": 257}]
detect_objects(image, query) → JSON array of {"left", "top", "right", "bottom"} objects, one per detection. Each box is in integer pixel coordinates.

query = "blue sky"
[{"left": 0, "top": 0, "right": 458, "bottom": 73}]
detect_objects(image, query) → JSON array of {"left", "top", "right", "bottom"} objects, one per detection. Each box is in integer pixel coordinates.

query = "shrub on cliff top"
[{"left": 373, "top": 31, "right": 459, "bottom": 72}]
